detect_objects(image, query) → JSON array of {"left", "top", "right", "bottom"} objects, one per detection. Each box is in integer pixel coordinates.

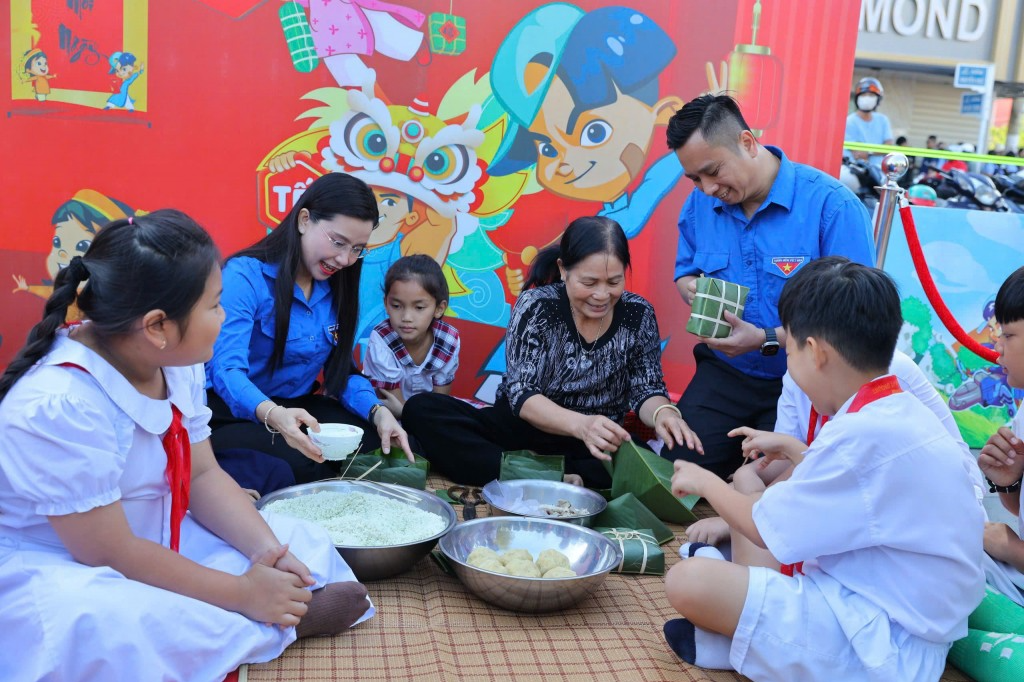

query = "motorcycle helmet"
[
  {"left": 855, "top": 77, "right": 884, "bottom": 98},
  {"left": 854, "top": 77, "right": 884, "bottom": 112},
  {"left": 907, "top": 184, "right": 937, "bottom": 207}
]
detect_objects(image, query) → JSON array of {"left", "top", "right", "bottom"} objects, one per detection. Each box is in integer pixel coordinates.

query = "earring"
[{"left": 160, "top": 340, "right": 167, "bottom": 350}]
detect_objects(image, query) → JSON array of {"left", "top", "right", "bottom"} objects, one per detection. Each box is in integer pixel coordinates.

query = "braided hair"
[{"left": 0, "top": 209, "right": 219, "bottom": 403}]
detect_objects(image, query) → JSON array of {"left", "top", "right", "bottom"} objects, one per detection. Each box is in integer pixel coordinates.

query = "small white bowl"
[{"left": 310, "top": 423, "right": 363, "bottom": 460}]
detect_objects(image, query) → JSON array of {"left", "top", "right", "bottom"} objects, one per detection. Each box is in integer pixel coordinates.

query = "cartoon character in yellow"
[
  {"left": 12, "top": 190, "right": 137, "bottom": 316},
  {"left": 260, "top": 73, "right": 529, "bottom": 346},
  {"left": 22, "top": 48, "right": 56, "bottom": 102}
]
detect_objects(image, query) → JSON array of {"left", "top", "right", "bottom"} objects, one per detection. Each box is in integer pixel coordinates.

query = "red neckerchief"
[
  {"left": 59, "top": 362, "right": 191, "bottom": 553},
  {"left": 780, "top": 375, "right": 902, "bottom": 578},
  {"left": 805, "top": 407, "right": 828, "bottom": 446},
  {"left": 163, "top": 405, "right": 192, "bottom": 553}
]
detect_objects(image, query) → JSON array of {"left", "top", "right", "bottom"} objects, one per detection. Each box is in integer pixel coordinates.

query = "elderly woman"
[{"left": 403, "top": 216, "right": 701, "bottom": 487}]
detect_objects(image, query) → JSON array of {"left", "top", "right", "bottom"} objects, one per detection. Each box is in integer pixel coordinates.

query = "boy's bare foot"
[
  {"left": 684, "top": 517, "right": 729, "bottom": 545},
  {"left": 296, "top": 581, "right": 370, "bottom": 638},
  {"left": 562, "top": 474, "right": 584, "bottom": 487}
]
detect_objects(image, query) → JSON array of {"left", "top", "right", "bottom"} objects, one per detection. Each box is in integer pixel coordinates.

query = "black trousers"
[
  {"left": 661, "top": 344, "right": 783, "bottom": 479},
  {"left": 402, "top": 393, "right": 612, "bottom": 489},
  {"left": 208, "top": 390, "right": 380, "bottom": 485}
]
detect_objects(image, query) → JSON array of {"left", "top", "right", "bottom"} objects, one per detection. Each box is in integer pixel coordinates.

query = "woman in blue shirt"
[{"left": 207, "top": 173, "right": 412, "bottom": 485}]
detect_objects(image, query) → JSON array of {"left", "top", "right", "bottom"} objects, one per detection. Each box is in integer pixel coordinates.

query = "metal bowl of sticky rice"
[
  {"left": 438, "top": 516, "right": 621, "bottom": 612},
  {"left": 258, "top": 480, "right": 456, "bottom": 581}
]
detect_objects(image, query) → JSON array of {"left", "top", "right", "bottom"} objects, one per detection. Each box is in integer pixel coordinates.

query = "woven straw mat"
[{"left": 246, "top": 475, "right": 971, "bottom": 682}]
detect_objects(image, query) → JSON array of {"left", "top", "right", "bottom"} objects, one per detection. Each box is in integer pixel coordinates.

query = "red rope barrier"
[{"left": 898, "top": 205, "right": 999, "bottom": 364}]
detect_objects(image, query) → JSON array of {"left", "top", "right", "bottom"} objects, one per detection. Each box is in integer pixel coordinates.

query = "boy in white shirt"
[
  {"left": 685, "top": 345, "right": 985, "bottom": 556},
  {"left": 665, "top": 257, "right": 985, "bottom": 681}
]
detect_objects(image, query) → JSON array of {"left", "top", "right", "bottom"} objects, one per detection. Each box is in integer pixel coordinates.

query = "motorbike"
[
  {"left": 918, "top": 169, "right": 1020, "bottom": 212},
  {"left": 988, "top": 170, "right": 1024, "bottom": 204},
  {"left": 840, "top": 158, "right": 884, "bottom": 212}
]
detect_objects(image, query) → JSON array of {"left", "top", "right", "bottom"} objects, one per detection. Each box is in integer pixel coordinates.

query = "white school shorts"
[{"left": 730, "top": 567, "right": 950, "bottom": 682}]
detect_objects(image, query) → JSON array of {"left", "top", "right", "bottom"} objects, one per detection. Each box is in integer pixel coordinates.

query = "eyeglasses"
[{"left": 317, "top": 222, "right": 367, "bottom": 259}]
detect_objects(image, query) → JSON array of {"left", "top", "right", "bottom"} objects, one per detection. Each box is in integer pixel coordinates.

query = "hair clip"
[{"left": 128, "top": 216, "right": 133, "bottom": 225}]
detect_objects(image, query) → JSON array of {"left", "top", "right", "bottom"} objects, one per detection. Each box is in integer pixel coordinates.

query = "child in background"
[
  {"left": 0, "top": 212, "right": 372, "bottom": 681},
  {"left": 950, "top": 265, "right": 1024, "bottom": 680},
  {"left": 665, "top": 258, "right": 984, "bottom": 681},
  {"left": 363, "top": 254, "right": 459, "bottom": 418}
]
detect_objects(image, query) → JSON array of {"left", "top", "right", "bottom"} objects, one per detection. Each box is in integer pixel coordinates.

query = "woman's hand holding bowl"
[{"left": 267, "top": 407, "right": 324, "bottom": 463}]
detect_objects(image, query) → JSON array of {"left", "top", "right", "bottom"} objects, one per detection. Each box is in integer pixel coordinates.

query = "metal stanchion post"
[{"left": 873, "top": 152, "right": 908, "bottom": 268}]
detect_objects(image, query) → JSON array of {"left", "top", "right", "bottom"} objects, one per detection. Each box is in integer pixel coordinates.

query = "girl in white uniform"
[
  {"left": 0, "top": 212, "right": 373, "bottom": 682},
  {"left": 666, "top": 258, "right": 984, "bottom": 681}
]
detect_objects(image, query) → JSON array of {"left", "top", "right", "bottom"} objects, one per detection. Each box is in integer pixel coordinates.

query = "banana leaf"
[
  {"left": 687, "top": 276, "right": 748, "bottom": 338},
  {"left": 336, "top": 449, "right": 429, "bottom": 489},
  {"left": 591, "top": 493, "right": 674, "bottom": 545},
  {"left": 610, "top": 440, "right": 699, "bottom": 524},
  {"left": 594, "top": 527, "right": 664, "bottom": 575},
  {"left": 500, "top": 450, "right": 564, "bottom": 482}
]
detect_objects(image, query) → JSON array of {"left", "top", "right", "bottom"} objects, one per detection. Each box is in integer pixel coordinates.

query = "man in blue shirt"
[
  {"left": 665, "top": 94, "right": 875, "bottom": 477},
  {"left": 844, "top": 77, "right": 894, "bottom": 168}
]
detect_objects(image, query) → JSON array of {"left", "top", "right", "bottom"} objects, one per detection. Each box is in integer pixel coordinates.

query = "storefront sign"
[
  {"left": 954, "top": 62, "right": 993, "bottom": 88},
  {"left": 857, "top": 0, "right": 997, "bottom": 62},
  {"left": 960, "top": 92, "right": 983, "bottom": 114}
]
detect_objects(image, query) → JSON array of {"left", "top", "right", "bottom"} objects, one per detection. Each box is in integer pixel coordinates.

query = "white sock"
[
  {"left": 694, "top": 624, "right": 734, "bottom": 668},
  {"left": 679, "top": 541, "right": 726, "bottom": 561},
  {"left": 664, "top": 618, "right": 735, "bottom": 670}
]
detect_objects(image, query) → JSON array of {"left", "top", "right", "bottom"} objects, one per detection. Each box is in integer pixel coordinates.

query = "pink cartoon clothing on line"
[{"left": 297, "top": 0, "right": 425, "bottom": 61}]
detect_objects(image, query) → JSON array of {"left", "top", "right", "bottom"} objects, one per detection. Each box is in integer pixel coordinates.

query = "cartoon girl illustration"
[
  {"left": 12, "top": 190, "right": 136, "bottom": 307},
  {"left": 22, "top": 48, "right": 56, "bottom": 102},
  {"left": 104, "top": 52, "right": 144, "bottom": 111}
]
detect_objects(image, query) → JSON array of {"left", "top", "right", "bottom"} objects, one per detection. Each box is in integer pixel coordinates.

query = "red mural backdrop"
[{"left": 1, "top": 0, "right": 861, "bottom": 400}]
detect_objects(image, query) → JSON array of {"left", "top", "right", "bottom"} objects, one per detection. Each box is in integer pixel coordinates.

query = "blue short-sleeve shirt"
[{"left": 674, "top": 146, "right": 875, "bottom": 379}]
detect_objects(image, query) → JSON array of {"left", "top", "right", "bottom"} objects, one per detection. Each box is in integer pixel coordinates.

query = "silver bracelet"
[{"left": 263, "top": 404, "right": 282, "bottom": 444}]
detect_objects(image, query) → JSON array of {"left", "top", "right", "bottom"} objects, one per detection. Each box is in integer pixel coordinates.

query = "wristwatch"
[
  {"left": 760, "top": 327, "right": 781, "bottom": 356},
  {"left": 368, "top": 403, "right": 385, "bottom": 425}
]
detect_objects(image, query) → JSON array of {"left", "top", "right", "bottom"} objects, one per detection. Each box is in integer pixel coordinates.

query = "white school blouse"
[{"left": 0, "top": 332, "right": 367, "bottom": 681}]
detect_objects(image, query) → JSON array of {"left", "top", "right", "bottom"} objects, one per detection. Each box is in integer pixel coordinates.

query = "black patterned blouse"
[{"left": 495, "top": 283, "right": 669, "bottom": 423}]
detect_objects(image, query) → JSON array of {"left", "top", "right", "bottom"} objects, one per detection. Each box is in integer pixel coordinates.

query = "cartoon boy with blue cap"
[
  {"left": 472, "top": 4, "right": 683, "bottom": 403},
  {"left": 105, "top": 51, "right": 144, "bottom": 111},
  {"left": 489, "top": 4, "right": 683, "bottom": 239}
]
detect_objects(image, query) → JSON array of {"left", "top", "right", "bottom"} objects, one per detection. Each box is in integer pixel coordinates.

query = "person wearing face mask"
[{"left": 844, "top": 77, "right": 894, "bottom": 167}]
